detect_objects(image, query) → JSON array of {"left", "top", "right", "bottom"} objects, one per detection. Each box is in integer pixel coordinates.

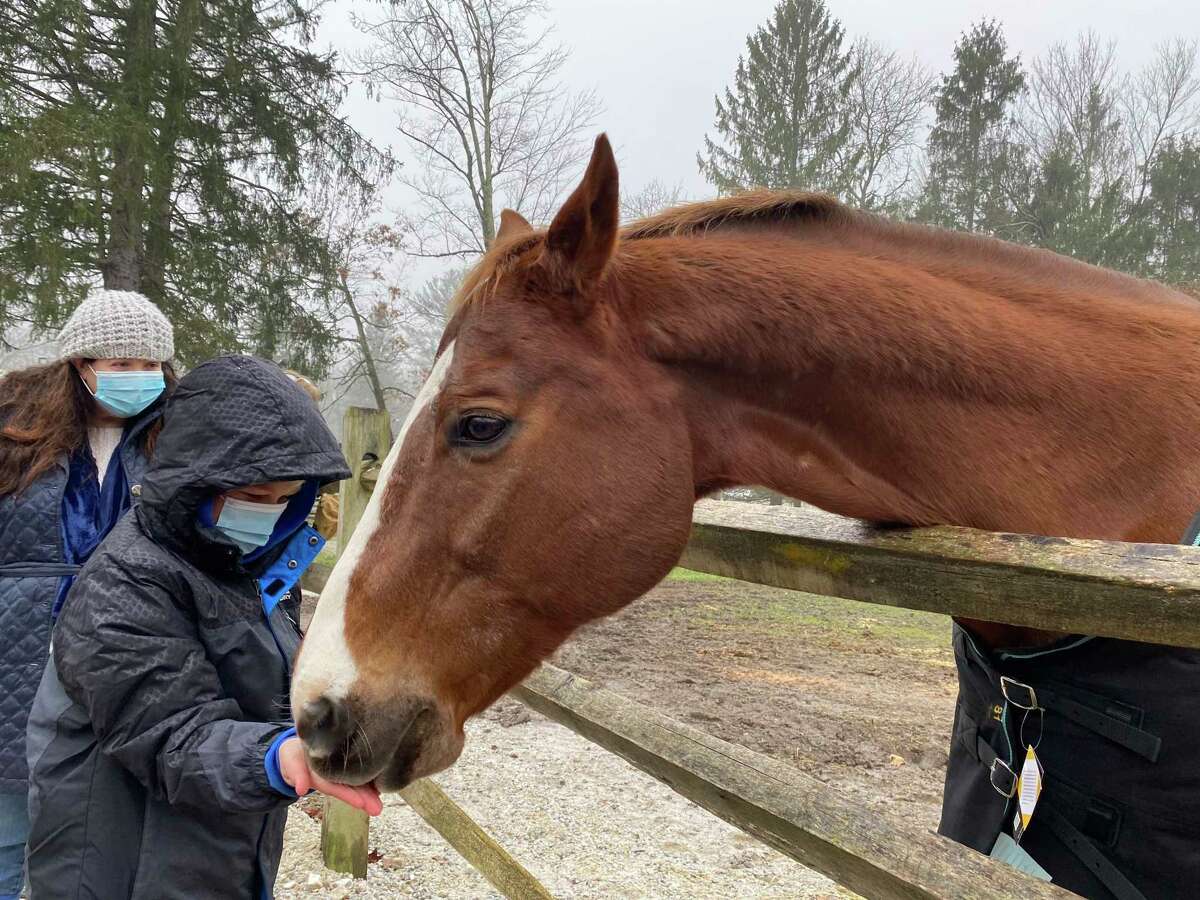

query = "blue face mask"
[
  {"left": 215, "top": 496, "right": 289, "bottom": 555},
  {"left": 86, "top": 366, "right": 165, "bottom": 418}
]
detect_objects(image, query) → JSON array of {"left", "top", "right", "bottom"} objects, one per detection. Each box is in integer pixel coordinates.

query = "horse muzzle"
[{"left": 296, "top": 692, "right": 460, "bottom": 789}]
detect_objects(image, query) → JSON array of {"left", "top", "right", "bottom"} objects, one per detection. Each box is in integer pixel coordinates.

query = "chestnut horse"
[{"left": 293, "top": 136, "right": 1200, "bottom": 801}]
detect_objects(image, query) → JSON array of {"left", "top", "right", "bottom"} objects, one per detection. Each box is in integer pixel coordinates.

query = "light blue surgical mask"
[
  {"left": 86, "top": 366, "right": 166, "bottom": 418},
  {"left": 215, "top": 496, "right": 289, "bottom": 554}
]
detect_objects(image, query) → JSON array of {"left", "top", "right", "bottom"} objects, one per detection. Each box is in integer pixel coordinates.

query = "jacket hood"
[{"left": 140, "top": 355, "right": 349, "bottom": 569}]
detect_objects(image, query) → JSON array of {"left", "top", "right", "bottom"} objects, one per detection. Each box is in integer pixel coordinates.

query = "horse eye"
[{"left": 455, "top": 413, "right": 509, "bottom": 446}]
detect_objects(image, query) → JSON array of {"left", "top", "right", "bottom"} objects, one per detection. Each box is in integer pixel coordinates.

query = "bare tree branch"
[
  {"left": 354, "top": 0, "right": 600, "bottom": 256},
  {"left": 1018, "top": 31, "right": 1127, "bottom": 194},
  {"left": 846, "top": 39, "right": 935, "bottom": 211},
  {"left": 620, "top": 179, "right": 688, "bottom": 223},
  {"left": 1124, "top": 38, "right": 1200, "bottom": 205}
]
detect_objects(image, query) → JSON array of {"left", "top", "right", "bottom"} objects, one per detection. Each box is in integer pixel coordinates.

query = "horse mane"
[
  {"left": 451, "top": 190, "right": 1194, "bottom": 314},
  {"left": 625, "top": 190, "right": 1192, "bottom": 307},
  {"left": 450, "top": 233, "right": 543, "bottom": 314},
  {"left": 620, "top": 191, "right": 850, "bottom": 239}
]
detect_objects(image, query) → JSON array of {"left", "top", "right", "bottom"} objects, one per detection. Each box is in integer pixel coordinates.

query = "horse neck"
[{"left": 612, "top": 232, "right": 1200, "bottom": 543}]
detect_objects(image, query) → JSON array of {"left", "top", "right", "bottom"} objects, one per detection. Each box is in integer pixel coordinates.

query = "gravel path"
[{"left": 275, "top": 699, "right": 849, "bottom": 899}]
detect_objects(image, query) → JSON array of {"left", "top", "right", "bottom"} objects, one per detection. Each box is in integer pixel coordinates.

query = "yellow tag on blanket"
[{"left": 1012, "top": 745, "right": 1044, "bottom": 842}]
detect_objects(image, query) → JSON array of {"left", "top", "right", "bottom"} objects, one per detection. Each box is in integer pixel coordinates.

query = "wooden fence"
[
  {"left": 317, "top": 406, "right": 1200, "bottom": 898},
  {"left": 683, "top": 502, "right": 1200, "bottom": 648}
]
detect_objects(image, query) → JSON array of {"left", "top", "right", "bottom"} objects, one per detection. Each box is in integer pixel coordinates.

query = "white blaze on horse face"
[{"left": 293, "top": 342, "right": 457, "bottom": 706}]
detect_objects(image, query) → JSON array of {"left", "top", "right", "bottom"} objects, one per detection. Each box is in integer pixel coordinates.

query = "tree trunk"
[
  {"left": 339, "top": 275, "right": 389, "bottom": 413},
  {"left": 480, "top": 177, "right": 495, "bottom": 245},
  {"left": 141, "top": 0, "right": 201, "bottom": 304},
  {"left": 104, "top": 0, "right": 157, "bottom": 290}
]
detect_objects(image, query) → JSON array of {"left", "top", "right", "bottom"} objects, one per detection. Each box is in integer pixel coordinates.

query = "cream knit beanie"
[{"left": 57, "top": 289, "right": 175, "bottom": 362}]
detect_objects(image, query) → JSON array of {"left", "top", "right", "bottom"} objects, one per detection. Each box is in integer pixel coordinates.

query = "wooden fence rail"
[
  {"left": 684, "top": 500, "right": 1200, "bottom": 648},
  {"left": 513, "top": 665, "right": 1071, "bottom": 900}
]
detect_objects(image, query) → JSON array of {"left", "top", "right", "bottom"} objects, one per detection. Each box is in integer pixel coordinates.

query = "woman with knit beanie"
[{"left": 0, "top": 289, "right": 175, "bottom": 900}]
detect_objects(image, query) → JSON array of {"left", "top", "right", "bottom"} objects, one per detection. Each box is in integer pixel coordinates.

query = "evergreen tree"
[
  {"left": 0, "top": 0, "right": 388, "bottom": 368},
  {"left": 698, "top": 0, "right": 861, "bottom": 195},
  {"left": 1016, "top": 131, "right": 1135, "bottom": 270},
  {"left": 920, "top": 21, "right": 1025, "bottom": 232},
  {"left": 1143, "top": 136, "right": 1200, "bottom": 284}
]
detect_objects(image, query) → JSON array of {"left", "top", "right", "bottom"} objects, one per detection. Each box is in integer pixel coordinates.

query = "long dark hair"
[{"left": 0, "top": 360, "right": 177, "bottom": 497}]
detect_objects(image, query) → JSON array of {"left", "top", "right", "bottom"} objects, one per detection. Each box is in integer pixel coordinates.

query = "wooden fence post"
[{"left": 321, "top": 407, "right": 392, "bottom": 878}]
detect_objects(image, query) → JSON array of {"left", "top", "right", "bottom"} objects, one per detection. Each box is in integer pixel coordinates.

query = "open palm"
[{"left": 277, "top": 737, "right": 383, "bottom": 815}]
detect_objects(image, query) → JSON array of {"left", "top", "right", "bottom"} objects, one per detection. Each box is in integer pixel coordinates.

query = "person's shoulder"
[
  {"left": 61, "top": 525, "right": 200, "bottom": 638},
  {"left": 76, "top": 514, "right": 188, "bottom": 601}
]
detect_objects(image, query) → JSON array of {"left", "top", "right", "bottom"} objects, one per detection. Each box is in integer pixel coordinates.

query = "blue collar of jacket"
[
  {"left": 257, "top": 524, "right": 325, "bottom": 615},
  {"left": 1183, "top": 512, "right": 1200, "bottom": 547}
]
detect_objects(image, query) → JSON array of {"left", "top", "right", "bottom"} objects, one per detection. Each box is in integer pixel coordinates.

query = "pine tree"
[
  {"left": 1016, "top": 131, "right": 1134, "bottom": 269},
  {"left": 920, "top": 21, "right": 1025, "bottom": 232},
  {"left": 0, "top": 0, "right": 388, "bottom": 369},
  {"left": 698, "top": 0, "right": 861, "bottom": 195},
  {"left": 1143, "top": 136, "right": 1200, "bottom": 284}
]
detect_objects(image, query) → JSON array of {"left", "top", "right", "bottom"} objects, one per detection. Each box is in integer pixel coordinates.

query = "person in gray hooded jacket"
[{"left": 24, "top": 355, "right": 382, "bottom": 900}]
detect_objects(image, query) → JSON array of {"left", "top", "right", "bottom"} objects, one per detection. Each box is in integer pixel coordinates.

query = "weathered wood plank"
[
  {"left": 399, "top": 779, "right": 555, "bottom": 900},
  {"left": 512, "top": 665, "right": 1071, "bottom": 900},
  {"left": 321, "top": 406, "right": 391, "bottom": 876},
  {"left": 339, "top": 407, "right": 392, "bottom": 549},
  {"left": 300, "top": 561, "right": 332, "bottom": 595},
  {"left": 321, "top": 796, "right": 370, "bottom": 879},
  {"left": 682, "top": 500, "right": 1200, "bottom": 647}
]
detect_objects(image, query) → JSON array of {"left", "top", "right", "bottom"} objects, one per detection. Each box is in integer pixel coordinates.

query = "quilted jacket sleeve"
[{"left": 53, "top": 547, "right": 293, "bottom": 815}]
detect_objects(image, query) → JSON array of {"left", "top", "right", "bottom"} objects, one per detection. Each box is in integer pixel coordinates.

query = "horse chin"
[{"left": 374, "top": 728, "right": 466, "bottom": 792}]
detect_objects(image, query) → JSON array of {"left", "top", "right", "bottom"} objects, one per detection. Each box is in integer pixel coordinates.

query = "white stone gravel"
[{"left": 275, "top": 701, "right": 850, "bottom": 899}]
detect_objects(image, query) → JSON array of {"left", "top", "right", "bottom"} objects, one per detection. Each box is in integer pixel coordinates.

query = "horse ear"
[
  {"left": 543, "top": 134, "right": 619, "bottom": 299},
  {"left": 496, "top": 209, "right": 532, "bottom": 242}
]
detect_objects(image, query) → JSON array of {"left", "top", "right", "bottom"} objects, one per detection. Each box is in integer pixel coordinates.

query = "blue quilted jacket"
[{"left": 0, "top": 411, "right": 159, "bottom": 792}]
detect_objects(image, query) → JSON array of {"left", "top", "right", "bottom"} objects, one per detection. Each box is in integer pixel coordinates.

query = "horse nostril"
[
  {"left": 298, "top": 695, "right": 354, "bottom": 757},
  {"left": 303, "top": 697, "right": 334, "bottom": 732}
]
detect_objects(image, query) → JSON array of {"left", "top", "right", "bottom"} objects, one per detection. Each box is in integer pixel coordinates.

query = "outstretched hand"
[{"left": 277, "top": 737, "right": 384, "bottom": 816}]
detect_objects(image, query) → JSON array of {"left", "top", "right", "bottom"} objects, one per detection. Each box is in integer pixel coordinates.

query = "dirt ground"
[
  {"left": 277, "top": 709, "right": 847, "bottom": 899},
  {"left": 550, "top": 574, "right": 960, "bottom": 833}
]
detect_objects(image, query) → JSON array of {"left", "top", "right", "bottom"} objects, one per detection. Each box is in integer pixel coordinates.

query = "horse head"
[{"left": 292, "top": 136, "right": 697, "bottom": 788}]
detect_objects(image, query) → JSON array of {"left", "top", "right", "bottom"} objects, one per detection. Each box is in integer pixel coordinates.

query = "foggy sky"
[{"left": 318, "top": 0, "right": 1198, "bottom": 279}]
